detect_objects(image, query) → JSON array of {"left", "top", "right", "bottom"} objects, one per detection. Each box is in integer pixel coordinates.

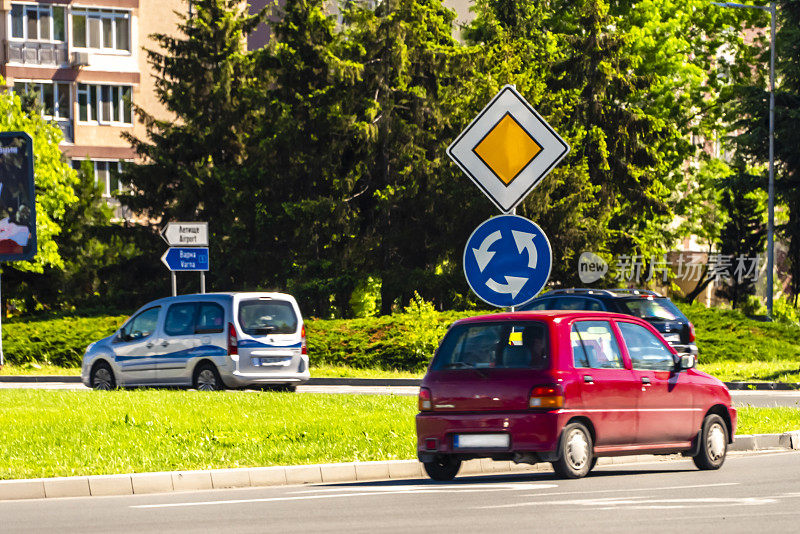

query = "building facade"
[{"left": 0, "top": 0, "right": 185, "bottom": 198}]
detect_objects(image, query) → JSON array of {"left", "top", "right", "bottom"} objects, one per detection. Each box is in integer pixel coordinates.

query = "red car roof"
[{"left": 454, "top": 310, "right": 642, "bottom": 324}]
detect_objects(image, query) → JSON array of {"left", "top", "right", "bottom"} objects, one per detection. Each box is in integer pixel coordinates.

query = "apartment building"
[{"left": 0, "top": 0, "right": 185, "bottom": 199}]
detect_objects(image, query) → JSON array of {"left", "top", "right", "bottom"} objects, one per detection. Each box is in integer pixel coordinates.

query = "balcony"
[
  {"left": 6, "top": 41, "right": 68, "bottom": 66},
  {"left": 56, "top": 120, "right": 73, "bottom": 144}
]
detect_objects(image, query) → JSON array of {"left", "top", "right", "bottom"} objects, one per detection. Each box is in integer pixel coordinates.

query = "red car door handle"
[
  {"left": 641, "top": 377, "right": 651, "bottom": 385},
  {"left": 583, "top": 375, "right": 594, "bottom": 384}
]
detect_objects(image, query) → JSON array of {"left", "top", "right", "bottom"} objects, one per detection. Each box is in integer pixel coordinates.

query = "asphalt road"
[
  {"left": 1, "top": 381, "right": 799, "bottom": 408},
  {"left": 2, "top": 451, "right": 798, "bottom": 533}
]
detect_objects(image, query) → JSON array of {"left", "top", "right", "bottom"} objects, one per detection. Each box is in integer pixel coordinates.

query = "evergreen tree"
[
  {"left": 120, "top": 0, "right": 266, "bottom": 287},
  {"left": 343, "top": 0, "right": 469, "bottom": 313},
  {"left": 718, "top": 166, "right": 766, "bottom": 307}
]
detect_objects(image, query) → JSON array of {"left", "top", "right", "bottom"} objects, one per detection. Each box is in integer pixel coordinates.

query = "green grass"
[
  {"left": 0, "top": 363, "right": 81, "bottom": 376},
  {"left": 0, "top": 390, "right": 416, "bottom": 480},
  {"left": 0, "top": 389, "right": 797, "bottom": 480},
  {"left": 736, "top": 407, "right": 800, "bottom": 434},
  {"left": 309, "top": 364, "right": 422, "bottom": 379},
  {"left": 698, "top": 360, "right": 800, "bottom": 383}
]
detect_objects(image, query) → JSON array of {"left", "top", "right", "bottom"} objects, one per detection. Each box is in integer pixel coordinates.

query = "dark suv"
[{"left": 519, "top": 289, "right": 697, "bottom": 356}]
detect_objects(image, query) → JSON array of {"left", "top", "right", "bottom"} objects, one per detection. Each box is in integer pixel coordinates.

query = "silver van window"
[
  {"left": 238, "top": 300, "right": 297, "bottom": 335},
  {"left": 165, "top": 303, "right": 196, "bottom": 336},
  {"left": 196, "top": 303, "right": 224, "bottom": 333},
  {"left": 165, "top": 302, "right": 226, "bottom": 336},
  {"left": 120, "top": 306, "right": 160, "bottom": 341}
]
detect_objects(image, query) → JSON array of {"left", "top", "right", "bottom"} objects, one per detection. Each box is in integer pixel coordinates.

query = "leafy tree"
[
  {"left": 729, "top": 0, "right": 800, "bottom": 303},
  {"left": 0, "top": 83, "right": 77, "bottom": 274}
]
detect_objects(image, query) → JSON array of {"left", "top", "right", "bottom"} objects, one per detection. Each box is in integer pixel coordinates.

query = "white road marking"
[
  {"left": 131, "top": 483, "right": 558, "bottom": 509},
  {"left": 485, "top": 495, "right": 774, "bottom": 511},
  {"left": 482, "top": 483, "right": 740, "bottom": 509},
  {"left": 291, "top": 483, "right": 556, "bottom": 494}
]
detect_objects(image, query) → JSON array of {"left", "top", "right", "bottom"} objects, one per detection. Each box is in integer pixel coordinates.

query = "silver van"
[{"left": 81, "top": 292, "right": 309, "bottom": 391}]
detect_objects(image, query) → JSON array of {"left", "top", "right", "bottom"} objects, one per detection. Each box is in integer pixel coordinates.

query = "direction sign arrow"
[
  {"left": 161, "top": 247, "right": 210, "bottom": 271},
  {"left": 161, "top": 222, "right": 208, "bottom": 247},
  {"left": 472, "top": 230, "right": 502, "bottom": 272},
  {"left": 512, "top": 230, "right": 538, "bottom": 269},
  {"left": 486, "top": 276, "right": 528, "bottom": 298}
]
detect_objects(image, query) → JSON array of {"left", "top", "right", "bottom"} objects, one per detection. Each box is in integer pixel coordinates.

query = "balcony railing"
[
  {"left": 6, "top": 41, "right": 68, "bottom": 66},
  {"left": 56, "top": 120, "right": 73, "bottom": 143}
]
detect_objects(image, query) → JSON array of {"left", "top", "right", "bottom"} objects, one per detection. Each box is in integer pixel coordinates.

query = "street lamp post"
[{"left": 711, "top": 1, "right": 777, "bottom": 317}]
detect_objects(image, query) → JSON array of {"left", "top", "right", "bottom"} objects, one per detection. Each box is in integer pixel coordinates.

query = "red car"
[{"left": 416, "top": 311, "right": 736, "bottom": 480}]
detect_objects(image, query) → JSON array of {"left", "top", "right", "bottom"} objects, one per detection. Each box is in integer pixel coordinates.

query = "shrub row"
[
  {"left": 678, "top": 303, "right": 800, "bottom": 363},
  {"left": 3, "top": 302, "right": 800, "bottom": 369},
  {"left": 3, "top": 315, "right": 127, "bottom": 367},
  {"left": 0, "top": 302, "right": 475, "bottom": 370}
]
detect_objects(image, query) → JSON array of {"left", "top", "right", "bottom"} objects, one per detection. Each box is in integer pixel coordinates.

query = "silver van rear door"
[{"left": 236, "top": 298, "right": 301, "bottom": 372}]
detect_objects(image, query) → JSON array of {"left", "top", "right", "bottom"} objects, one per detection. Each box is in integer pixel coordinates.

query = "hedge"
[
  {"left": 4, "top": 302, "right": 799, "bottom": 370},
  {"left": 0, "top": 303, "right": 478, "bottom": 370},
  {"left": 3, "top": 316, "right": 127, "bottom": 367}
]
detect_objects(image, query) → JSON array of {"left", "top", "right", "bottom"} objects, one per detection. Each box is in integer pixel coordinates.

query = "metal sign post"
[{"left": 0, "top": 132, "right": 36, "bottom": 367}]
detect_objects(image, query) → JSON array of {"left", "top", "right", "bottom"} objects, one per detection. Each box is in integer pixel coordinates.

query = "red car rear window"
[{"left": 431, "top": 321, "right": 550, "bottom": 371}]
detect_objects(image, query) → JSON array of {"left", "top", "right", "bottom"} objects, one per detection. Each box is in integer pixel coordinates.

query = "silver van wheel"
[
  {"left": 194, "top": 364, "right": 223, "bottom": 391},
  {"left": 91, "top": 362, "right": 115, "bottom": 391}
]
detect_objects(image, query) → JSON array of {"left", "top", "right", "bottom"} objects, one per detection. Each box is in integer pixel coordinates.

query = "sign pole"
[
  {"left": 510, "top": 207, "right": 516, "bottom": 313},
  {"left": 200, "top": 271, "right": 205, "bottom": 294},
  {"left": 171, "top": 272, "right": 177, "bottom": 297}
]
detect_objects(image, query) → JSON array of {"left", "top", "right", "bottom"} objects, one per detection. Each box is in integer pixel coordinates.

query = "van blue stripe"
[{"left": 116, "top": 345, "right": 227, "bottom": 362}]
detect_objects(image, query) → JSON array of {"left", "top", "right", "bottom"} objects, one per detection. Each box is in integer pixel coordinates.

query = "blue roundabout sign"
[{"left": 463, "top": 215, "right": 552, "bottom": 308}]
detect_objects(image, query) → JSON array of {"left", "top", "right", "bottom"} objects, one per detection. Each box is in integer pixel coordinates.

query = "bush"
[
  {"left": 3, "top": 316, "right": 126, "bottom": 367},
  {"left": 677, "top": 302, "right": 800, "bottom": 363},
  {"left": 306, "top": 305, "right": 478, "bottom": 372},
  {"left": 8, "top": 301, "right": 800, "bottom": 371}
]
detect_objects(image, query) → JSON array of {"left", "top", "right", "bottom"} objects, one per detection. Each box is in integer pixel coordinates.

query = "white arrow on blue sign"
[
  {"left": 161, "top": 247, "right": 210, "bottom": 272},
  {"left": 463, "top": 215, "right": 551, "bottom": 308}
]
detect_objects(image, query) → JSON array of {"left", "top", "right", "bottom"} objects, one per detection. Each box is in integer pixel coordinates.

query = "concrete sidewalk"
[{"left": 1, "top": 431, "right": 798, "bottom": 502}]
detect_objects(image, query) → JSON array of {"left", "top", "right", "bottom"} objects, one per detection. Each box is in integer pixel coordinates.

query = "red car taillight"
[
  {"left": 688, "top": 322, "right": 696, "bottom": 342},
  {"left": 529, "top": 385, "right": 564, "bottom": 409},
  {"left": 301, "top": 324, "right": 307, "bottom": 355},
  {"left": 228, "top": 322, "right": 238, "bottom": 356},
  {"left": 419, "top": 387, "right": 432, "bottom": 411}
]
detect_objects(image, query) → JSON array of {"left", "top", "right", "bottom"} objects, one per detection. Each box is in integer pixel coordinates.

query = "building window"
[
  {"left": 77, "top": 84, "right": 132, "bottom": 125},
  {"left": 71, "top": 160, "right": 126, "bottom": 197},
  {"left": 10, "top": 4, "right": 66, "bottom": 42},
  {"left": 13, "top": 81, "right": 71, "bottom": 120},
  {"left": 72, "top": 9, "right": 130, "bottom": 52}
]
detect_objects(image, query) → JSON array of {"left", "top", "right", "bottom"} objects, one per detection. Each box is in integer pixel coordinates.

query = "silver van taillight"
[
  {"left": 301, "top": 324, "right": 307, "bottom": 355},
  {"left": 228, "top": 322, "right": 238, "bottom": 356}
]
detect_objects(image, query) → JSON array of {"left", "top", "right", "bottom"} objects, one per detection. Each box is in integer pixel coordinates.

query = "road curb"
[
  {"left": 0, "top": 432, "right": 797, "bottom": 502},
  {"left": 4, "top": 376, "right": 800, "bottom": 390}
]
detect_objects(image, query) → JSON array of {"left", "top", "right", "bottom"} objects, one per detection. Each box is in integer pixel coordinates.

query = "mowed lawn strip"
[
  {"left": 1, "top": 390, "right": 799, "bottom": 480},
  {"left": 0, "top": 390, "right": 416, "bottom": 480}
]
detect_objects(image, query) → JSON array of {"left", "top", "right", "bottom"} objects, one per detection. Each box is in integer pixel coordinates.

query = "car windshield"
[
  {"left": 431, "top": 321, "right": 550, "bottom": 371},
  {"left": 619, "top": 298, "right": 685, "bottom": 321},
  {"left": 238, "top": 299, "right": 297, "bottom": 335}
]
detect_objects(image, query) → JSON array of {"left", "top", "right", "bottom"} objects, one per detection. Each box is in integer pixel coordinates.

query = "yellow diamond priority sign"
[{"left": 448, "top": 85, "right": 570, "bottom": 212}]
